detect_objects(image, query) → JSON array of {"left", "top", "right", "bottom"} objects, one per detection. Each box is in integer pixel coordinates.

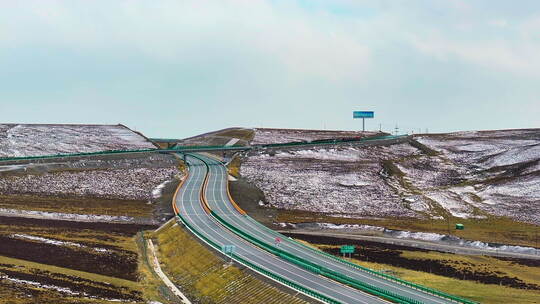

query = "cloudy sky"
[{"left": 1, "top": 0, "right": 539, "bottom": 138}]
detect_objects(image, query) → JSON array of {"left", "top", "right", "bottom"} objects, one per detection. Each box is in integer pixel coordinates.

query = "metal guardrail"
[
  {"left": 0, "top": 135, "right": 409, "bottom": 163},
  {"left": 192, "top": 152, "right": 421, "bottom": 303},
  {"left": 248, "top": 218, "right": 478, "bottom": 304},
  {"left": 210, "top": 210, "right": 420, "bottom": 304},
  {"left": 173, "top": 211, "right": 342, "bottom": 304},
  {"left": 192, "top": 153, "right": 477, "bottom": 304}
]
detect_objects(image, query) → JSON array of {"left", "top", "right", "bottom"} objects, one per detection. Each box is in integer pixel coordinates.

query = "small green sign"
[
  {"left": 222, "top": 245, "right": 235, "bottom": 254},
  {"left": 340, "top": 245, "right": 355, "bottom": 254}
]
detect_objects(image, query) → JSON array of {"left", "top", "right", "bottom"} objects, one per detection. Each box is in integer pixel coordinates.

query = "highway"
[
  {"left": 196, "top": 153, "right": 469, "bottom": 304},
  {"left": 174, "top": 154, "right": 391, "bottom": 304}
]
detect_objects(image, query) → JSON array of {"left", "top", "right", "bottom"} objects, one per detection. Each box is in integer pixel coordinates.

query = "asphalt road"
[
  {"left": 175, "top": 154, "right": 390, "bottom": 304},
  {"left": 196, "top": 153, "right": 459, "bottom": 304}
]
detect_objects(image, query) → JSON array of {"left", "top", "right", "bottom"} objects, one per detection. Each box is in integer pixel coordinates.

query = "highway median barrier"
[
  {"left": 194, "top": 154, "right": 477, "bottom": 304},
  {"left": 209, "top": 209, "right": 425, "bottom": 304},
  {"left": 281, "top": 229, "right": 478, "bottom": 304},
  {"left": 172, "top": 156, "right": 345, "bottom": 304},
  {"left": 192, "top": 153, "right": 425, "bottom": 303},
  {"left": 174, "top": 211, "right": 342, "bottom": 304}
]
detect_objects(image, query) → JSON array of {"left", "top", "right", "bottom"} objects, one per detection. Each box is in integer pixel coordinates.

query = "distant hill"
[
  {"left": 0, "top": 124, "right": 156, "bottom": 157},
  {"left": 240, "top": 128, "right": 540, "bottom": 225}
]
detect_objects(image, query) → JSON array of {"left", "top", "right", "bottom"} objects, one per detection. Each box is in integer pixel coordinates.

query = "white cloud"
[
  {"left": 0, "top": 0, "right": 371, "bottom": 83},
  {"left": 408, "top": 26, "right": 540, "bottom": 76},
  {"left": 488, "top": 19, "right": 508, "bottom": 28}
]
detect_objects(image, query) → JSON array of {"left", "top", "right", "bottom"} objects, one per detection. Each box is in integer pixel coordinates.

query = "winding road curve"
[
  {"left": 195, "top": 153, "right": 466, "bottom": 304},
  {"left": 174, "top": 154, "right": 390, "bottom": 304}
]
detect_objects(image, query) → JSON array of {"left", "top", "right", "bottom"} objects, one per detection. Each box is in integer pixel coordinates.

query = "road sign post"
[
  {"left": 353, "top": 111, "right": 374, "bottom": 132},
  {"left": 340, "top": 245, "right": 355, "bottom": 258},
  {"left": 222, "top": 244, "right": 235, "bottom": 264}
]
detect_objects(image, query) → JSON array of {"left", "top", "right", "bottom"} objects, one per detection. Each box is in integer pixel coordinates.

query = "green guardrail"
[
  {"left": 260, "top": 135, "right": 408, "bottom": 149},
  {"left": 189, "top": 153, "right": 423, "bottom": 304},
  {"left": 247, "top": 217, "right": 477, "bottom": 304},
  {"left": 174, "top": 212, "right": 342, "bottom": 304},
  {"left": 210, "top": 210, "right": 421, "bottom": 304},
  {"left": 194, "top": 153, "right": 476, "bottom": 304},
  {"left": 0, "top": 148, "right": 160, "bottom": 162},
  {"left": 184, "top": 153, "right": 475, "bottom": 304},
  {"left": 172, "top": 145, "right": 251, "bottom": 151},
  {"left": 231, "top": 254, "right": 341, "bottom": 304},
  {"left": 0, "top": 134, "right": 409, "bottom": 163}
]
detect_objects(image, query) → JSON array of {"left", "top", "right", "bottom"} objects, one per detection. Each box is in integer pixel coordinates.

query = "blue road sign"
[{"left": 353, "top": 111, "right": 374, "bottom": 119}]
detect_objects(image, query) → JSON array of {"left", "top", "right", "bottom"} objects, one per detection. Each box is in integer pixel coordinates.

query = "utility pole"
[
  {"left": 394, "top": 125, "right": 399, "bottom": 135},
  {"left": 379, "top": 123, "right": 382, "bottom": 132},
  {"left": 534, "top": 226, "right": 538, "bottom": 255},
  {"left": 447, "top": 215, "right": 451, "bottom": 236}
]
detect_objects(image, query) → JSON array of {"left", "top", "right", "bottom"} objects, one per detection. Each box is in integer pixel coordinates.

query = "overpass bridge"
[{"left": 0, "top": 135, "right": 411, "bottom": 164}]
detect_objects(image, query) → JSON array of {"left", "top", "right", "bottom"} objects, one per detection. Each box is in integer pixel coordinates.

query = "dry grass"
[
  {"left": 135, "top": 231, "right": 177, "bottom": 303},
  {"left": 0, "top": 255, "right": 141, "bottom": 304},
  {"left": 228, "top": 155, "right": 242, "bottom": 178},
  {"left": 215, "top": 128, "right": 255, "bottom": 142},
  {"left": 277, "top": 209, "right": 540, "bottom": 248},
  {"left": 0, "top": 194, "right": 153, "bottom": 217},
  {"left": 152, "top": 220, "right": 310, "bottom": 304},
  {"left": 312, "top": 243, "right": 540, "bottom": 304}
]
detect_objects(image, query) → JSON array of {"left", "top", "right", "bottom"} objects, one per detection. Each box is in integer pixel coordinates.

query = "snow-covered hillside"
[
  {"left": 240, "top": 128, "right": 540, "bottom": 225},
  {"left": 252, "top": 128, "right": 380, "bottom": 145},
  {"left": 0, "top": 124, "right": 156, "bottom": 157},
  {"left": 0, "top": 167, "right": 179, "bottom": 201}
]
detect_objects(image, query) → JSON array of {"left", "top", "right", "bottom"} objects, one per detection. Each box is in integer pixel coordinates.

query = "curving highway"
[
  {"left": 196, "top": 153, "right": 469, "bottom": 304},
  {"left": 174, "top": 154, "right": 390, "bottom": 304}
]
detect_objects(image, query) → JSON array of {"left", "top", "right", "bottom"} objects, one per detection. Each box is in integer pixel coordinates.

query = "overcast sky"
[{"left": 1, "top": 0, "right": 539, "bottom": 138}]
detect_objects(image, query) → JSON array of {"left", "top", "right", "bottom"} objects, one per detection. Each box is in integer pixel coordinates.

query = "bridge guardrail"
[{"left": 0, "top": 134, "right": 409, "bottom": 163}]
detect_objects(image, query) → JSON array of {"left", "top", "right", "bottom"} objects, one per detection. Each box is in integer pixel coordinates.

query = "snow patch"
[
  {"left": 0, "top": 275, "right": 82, "bottom": 295},
  {"left": 11, "top": 234, "right": 109, "bottom": 253},
  {"left": 0, "top": 124, "right": 156, "bottom": 158},
  {"left": 0, "top": 208, "right": 135, "bottom": 223},
  {"left": 386, "top": 230, "right": 540, "bottom": 255},
  {"left": 152, "top": 180, "right": 171, "bottom": 199}
]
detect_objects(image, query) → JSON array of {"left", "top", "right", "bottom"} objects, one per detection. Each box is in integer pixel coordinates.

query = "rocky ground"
[
  {"left": 0, "top": 124, "right": 157, "bottom": 158},
  {"left": 0, "top": 124, "right": 183, "bottom": 303},
  {"left": 0, "top": 167, "right": 179, "bottom": 201},
  {"left": 239, "top": 128, "right": 540, "bottom": 225},
  {"left": 0, "top": 216, "right": 156, "bottom": 303},
  {"left": 287, "top": 233, "right": 540, "bottom": 304},
  {"left": 251, "top": 128, "right": 379, "bottom": 145}
]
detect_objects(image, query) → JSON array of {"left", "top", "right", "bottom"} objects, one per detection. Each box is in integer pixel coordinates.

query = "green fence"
[
  {"left": 260, "top": 135, "right": 408, "bottom": 149},
  {"left": 191, "top": 152, "right": 476, "bottom": 304},
  {"left": 210, "top": 210, "right": 423, "bottom": 304},
  {"left": 174, "top": 212, "right": 342, "bottom": 304},
  {"left": 247, "top": 217, "right": 477, "bottom": 304},
  {"left": 0, "top": 134, "right": 409, "bottom": 163}
]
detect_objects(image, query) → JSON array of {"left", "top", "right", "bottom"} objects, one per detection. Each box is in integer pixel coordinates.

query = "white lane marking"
[
  {"left": 203, "top": 156, "right": 450, "bottom": 304},
  {"left": 179, "top": 156, "right": 381, "bottom": 304}
]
